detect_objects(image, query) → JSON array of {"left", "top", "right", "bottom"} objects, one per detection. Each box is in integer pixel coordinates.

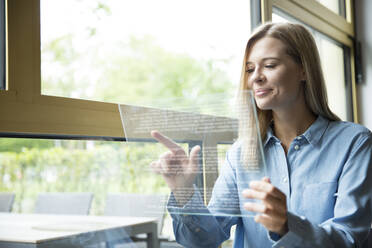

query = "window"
[
  {"left": 1, "top": 1, "right": 358, "bottom": 247},
  {"left": 0, "top": 0, "right": 5, "bottom": 90},
  {"left": 315, "top": 0, "right": 346, "bottom": 17},
  {"left": 40, "top": 0, "right": 250, "bottom": 107}
]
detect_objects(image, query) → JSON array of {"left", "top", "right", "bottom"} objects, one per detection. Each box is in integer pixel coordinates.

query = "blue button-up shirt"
[{"left": 168, "top": 116, "right": 372, "bottom": 247}]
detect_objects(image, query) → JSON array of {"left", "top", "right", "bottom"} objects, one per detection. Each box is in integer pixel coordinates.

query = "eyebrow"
[{"left": 246, "top": 57, "right": 280, "bottom": 64}]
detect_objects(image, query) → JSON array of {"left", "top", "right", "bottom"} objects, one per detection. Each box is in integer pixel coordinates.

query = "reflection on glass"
[
  {"left": 40, "top": 0, "right": 250, "bottom": 105},
  {"left": 119, "top": 91, "right": 267, "bottom": 217},
  {"left": 272, "top": 11, "right": 349, "bottom": 121}
]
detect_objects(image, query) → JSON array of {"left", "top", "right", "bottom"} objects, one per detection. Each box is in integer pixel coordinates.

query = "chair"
[
  {"left": 362, "top": 228, "right": 372, "bottom": 248},
  {"left": 104, "top": 193, "right": 178, "bottom": 247},
  {"left": 0, "top": 193, "right": 15, "bottom": 212},
  {"left": 34, "top": 192, "right": 93, "bottom": 215}
]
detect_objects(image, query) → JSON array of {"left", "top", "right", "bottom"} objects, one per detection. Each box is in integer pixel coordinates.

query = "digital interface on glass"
[{"left": 118, "top": 91, "right": 267, "bottom": 217}]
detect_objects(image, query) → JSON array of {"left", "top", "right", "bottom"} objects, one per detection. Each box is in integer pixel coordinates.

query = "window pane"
[
  {"left": 41, "top": 0, "right": 250, "bottom": 106},
  {"left": 0, "top": 137, "right": 180, "bottom": 239},
  {"left": 315, "top": 0, "right": 346, "bottom": 17},
  {"left": 273, "top": 10, "right": 351, "bottom": 121},
  {"left": 316, "top": 36, "right": 348, "bottom": 121},
  {"left": 0, "top": 0, "right": 5, "bottom": 90}
]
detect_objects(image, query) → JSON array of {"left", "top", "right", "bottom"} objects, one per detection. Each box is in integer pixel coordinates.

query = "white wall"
[{"left": 355, "top": 0, "right": 372, "bottom": 130}]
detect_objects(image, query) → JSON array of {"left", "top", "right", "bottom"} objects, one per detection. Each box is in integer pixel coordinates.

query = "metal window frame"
[{"left": 0, "top": 0, "right": 5, "bottom": 90}]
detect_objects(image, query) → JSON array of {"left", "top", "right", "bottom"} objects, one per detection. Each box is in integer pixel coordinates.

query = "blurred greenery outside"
[{"left": 0, "top": 0, "right": 235, "bottom": 219}]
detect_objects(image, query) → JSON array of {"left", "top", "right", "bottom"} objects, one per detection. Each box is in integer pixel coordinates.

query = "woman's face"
[{"left": 246, "top": 37, "right": 305, "bottom": 112}]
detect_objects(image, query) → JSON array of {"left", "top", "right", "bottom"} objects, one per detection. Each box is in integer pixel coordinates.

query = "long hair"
[{"left": 237, "top": 22, "right": 340, "bottom": 170}]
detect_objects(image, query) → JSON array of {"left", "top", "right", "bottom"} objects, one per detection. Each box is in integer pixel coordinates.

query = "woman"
[{"left": 150, "top": 22, "right": 372, "bottom": 247}]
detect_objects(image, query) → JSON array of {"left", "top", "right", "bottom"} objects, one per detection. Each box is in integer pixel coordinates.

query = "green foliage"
[
  {"left": 0, "top": 143, "right": 170, "bottom": 215},
  {"left": 95, "top": 35, "right": 234, "bottom": 107},
  {"left": 0, "top": 138, "right": 54, "bottom": 153},
  {"left": 42, "top": 33, "right": 234, "bottom": 106}
]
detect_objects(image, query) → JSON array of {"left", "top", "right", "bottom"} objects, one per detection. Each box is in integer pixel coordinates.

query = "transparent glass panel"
[
  {"left": 40, "top": 0, "right": 250, "bottom": 106},
  {"left": 272, "top": 10, "right": 349, "bottom": 121},
  {"left": 218, "top": 144, "right": 233, "bottom": 173},
  {"left": 0, "top": 90, "right": 266, "bottom": 246},
  {"left": 119, "top": 91, "right": 267, "bottom": 217}
]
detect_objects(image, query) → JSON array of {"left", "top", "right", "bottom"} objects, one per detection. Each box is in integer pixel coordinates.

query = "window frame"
[
  {"left": 1, "top": 0, "right": 358, "bottom": 205},
  {"left": 0, "top": 0, "right": 5, "bottom": 90}
]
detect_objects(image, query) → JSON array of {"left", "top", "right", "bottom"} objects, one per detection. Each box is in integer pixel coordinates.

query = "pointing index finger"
[{"left": 151, "top": 130, "right": 183, "bottom": 153}]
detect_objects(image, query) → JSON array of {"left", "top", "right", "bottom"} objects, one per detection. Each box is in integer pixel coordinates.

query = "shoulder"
[
  {"left": 327, "top": 120, "right": 371, "bottom": 140},
  {"left": 324, "top": 119, "right": 372, "bottom": 149}
]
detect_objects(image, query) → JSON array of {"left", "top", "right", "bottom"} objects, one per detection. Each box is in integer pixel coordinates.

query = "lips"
[{"left": 254, "top": 88, "right": 272, "bottom": 97}]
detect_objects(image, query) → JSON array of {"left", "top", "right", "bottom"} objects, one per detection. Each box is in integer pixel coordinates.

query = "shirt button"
[
  {"left": 297, "top": 136, "right": 302, "bottom": 140},
  {"left": 282, "top": 177, "right": 288, "bottom": 183},
  {"left": 294, "top": 145, "right": 300, "bottom": 150}
]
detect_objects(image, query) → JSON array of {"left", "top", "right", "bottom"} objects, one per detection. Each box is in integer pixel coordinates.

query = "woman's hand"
[
  {"left": 242, "top": 177, "right": 288, "bottom": 236},
  {"left": 150, "top": 130, "right": 200, "bottom": 205}
]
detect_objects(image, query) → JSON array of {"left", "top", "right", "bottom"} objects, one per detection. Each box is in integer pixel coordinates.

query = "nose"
[{"left": 251, "top": 68, "right": 265, "bottom": 84}]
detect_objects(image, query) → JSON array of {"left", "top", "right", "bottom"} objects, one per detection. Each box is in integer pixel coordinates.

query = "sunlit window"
[
  {"left": 41, "top": 0, "right": 251, "bottom": 107},
  {"left": 315, "top": 0, "right": 346, "bottom": 17}
]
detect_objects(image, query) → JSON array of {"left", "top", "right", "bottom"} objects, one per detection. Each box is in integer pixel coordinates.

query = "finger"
[
  {"left": 244, "top": 202, "right": 271, "bottom": 214},
  {"left": 150, "top": 161, "right": 162, "bottom": 174},
  {"left": 243, "top": 195, "right": 286, "bottom": 216},
  {"left": 242, "top": 189, "right": 285, "bottom": 208},
  {"left": 262, "top": 177, "right": 271, "bottom": 183},
  {"left": 249, "top": 181, "right": 285, "bottom": 200},
  {"left": 151, "top": 131, "right": 183, "bottom": 153},
  {"left": 189, "top": 145, "right": 200, "bottom": 166},
  {"left": 160, "top": 151, "right": 177, "bottom": 174}
]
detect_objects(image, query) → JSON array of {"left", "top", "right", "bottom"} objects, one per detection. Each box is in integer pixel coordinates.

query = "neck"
[{"left": 272, "top": 103, "right": 316, "bottom": 151}]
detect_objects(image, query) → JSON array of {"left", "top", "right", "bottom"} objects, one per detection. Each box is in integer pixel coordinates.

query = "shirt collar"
[
  {"left": 263, "top": 115, "right": 329, "bottom": 147},
  {"left": 302, "top": 115, "right": 329, "bottom": 146},
  {"left": 264, "top": 124, "right": 277, "bottom": 147}
]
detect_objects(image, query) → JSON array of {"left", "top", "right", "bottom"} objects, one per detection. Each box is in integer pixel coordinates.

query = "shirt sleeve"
[
  {"left": 167, "top": 148, "right": 241, "bottom": 248},
  {"left": 271, "top": 132, "right": 372, "bottom": 248}
]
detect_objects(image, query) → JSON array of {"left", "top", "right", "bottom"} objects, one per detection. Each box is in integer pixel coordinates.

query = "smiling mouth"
[{"left": 255, "top": 89, "right": 272, "bottom": 97}]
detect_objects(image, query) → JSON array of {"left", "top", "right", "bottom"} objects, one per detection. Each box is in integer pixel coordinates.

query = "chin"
[{"left": 255, "top": 100, "right": 273, "bottom": 110}]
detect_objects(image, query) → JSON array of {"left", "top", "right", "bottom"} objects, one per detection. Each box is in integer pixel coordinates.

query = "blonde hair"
[
  {"left": 239, "top": 22, "right": 340, "bottom": 140},
  {"left": 237, "top": 22, "right": 340, "bottom": 170}
]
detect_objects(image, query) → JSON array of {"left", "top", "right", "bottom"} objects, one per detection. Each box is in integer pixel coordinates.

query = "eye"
[
  {"left": 265, "top": 64, "right": 276, "bottom": 69},
  {"left": 245, "top": 66, "right": 255, "bottom": 73}
]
